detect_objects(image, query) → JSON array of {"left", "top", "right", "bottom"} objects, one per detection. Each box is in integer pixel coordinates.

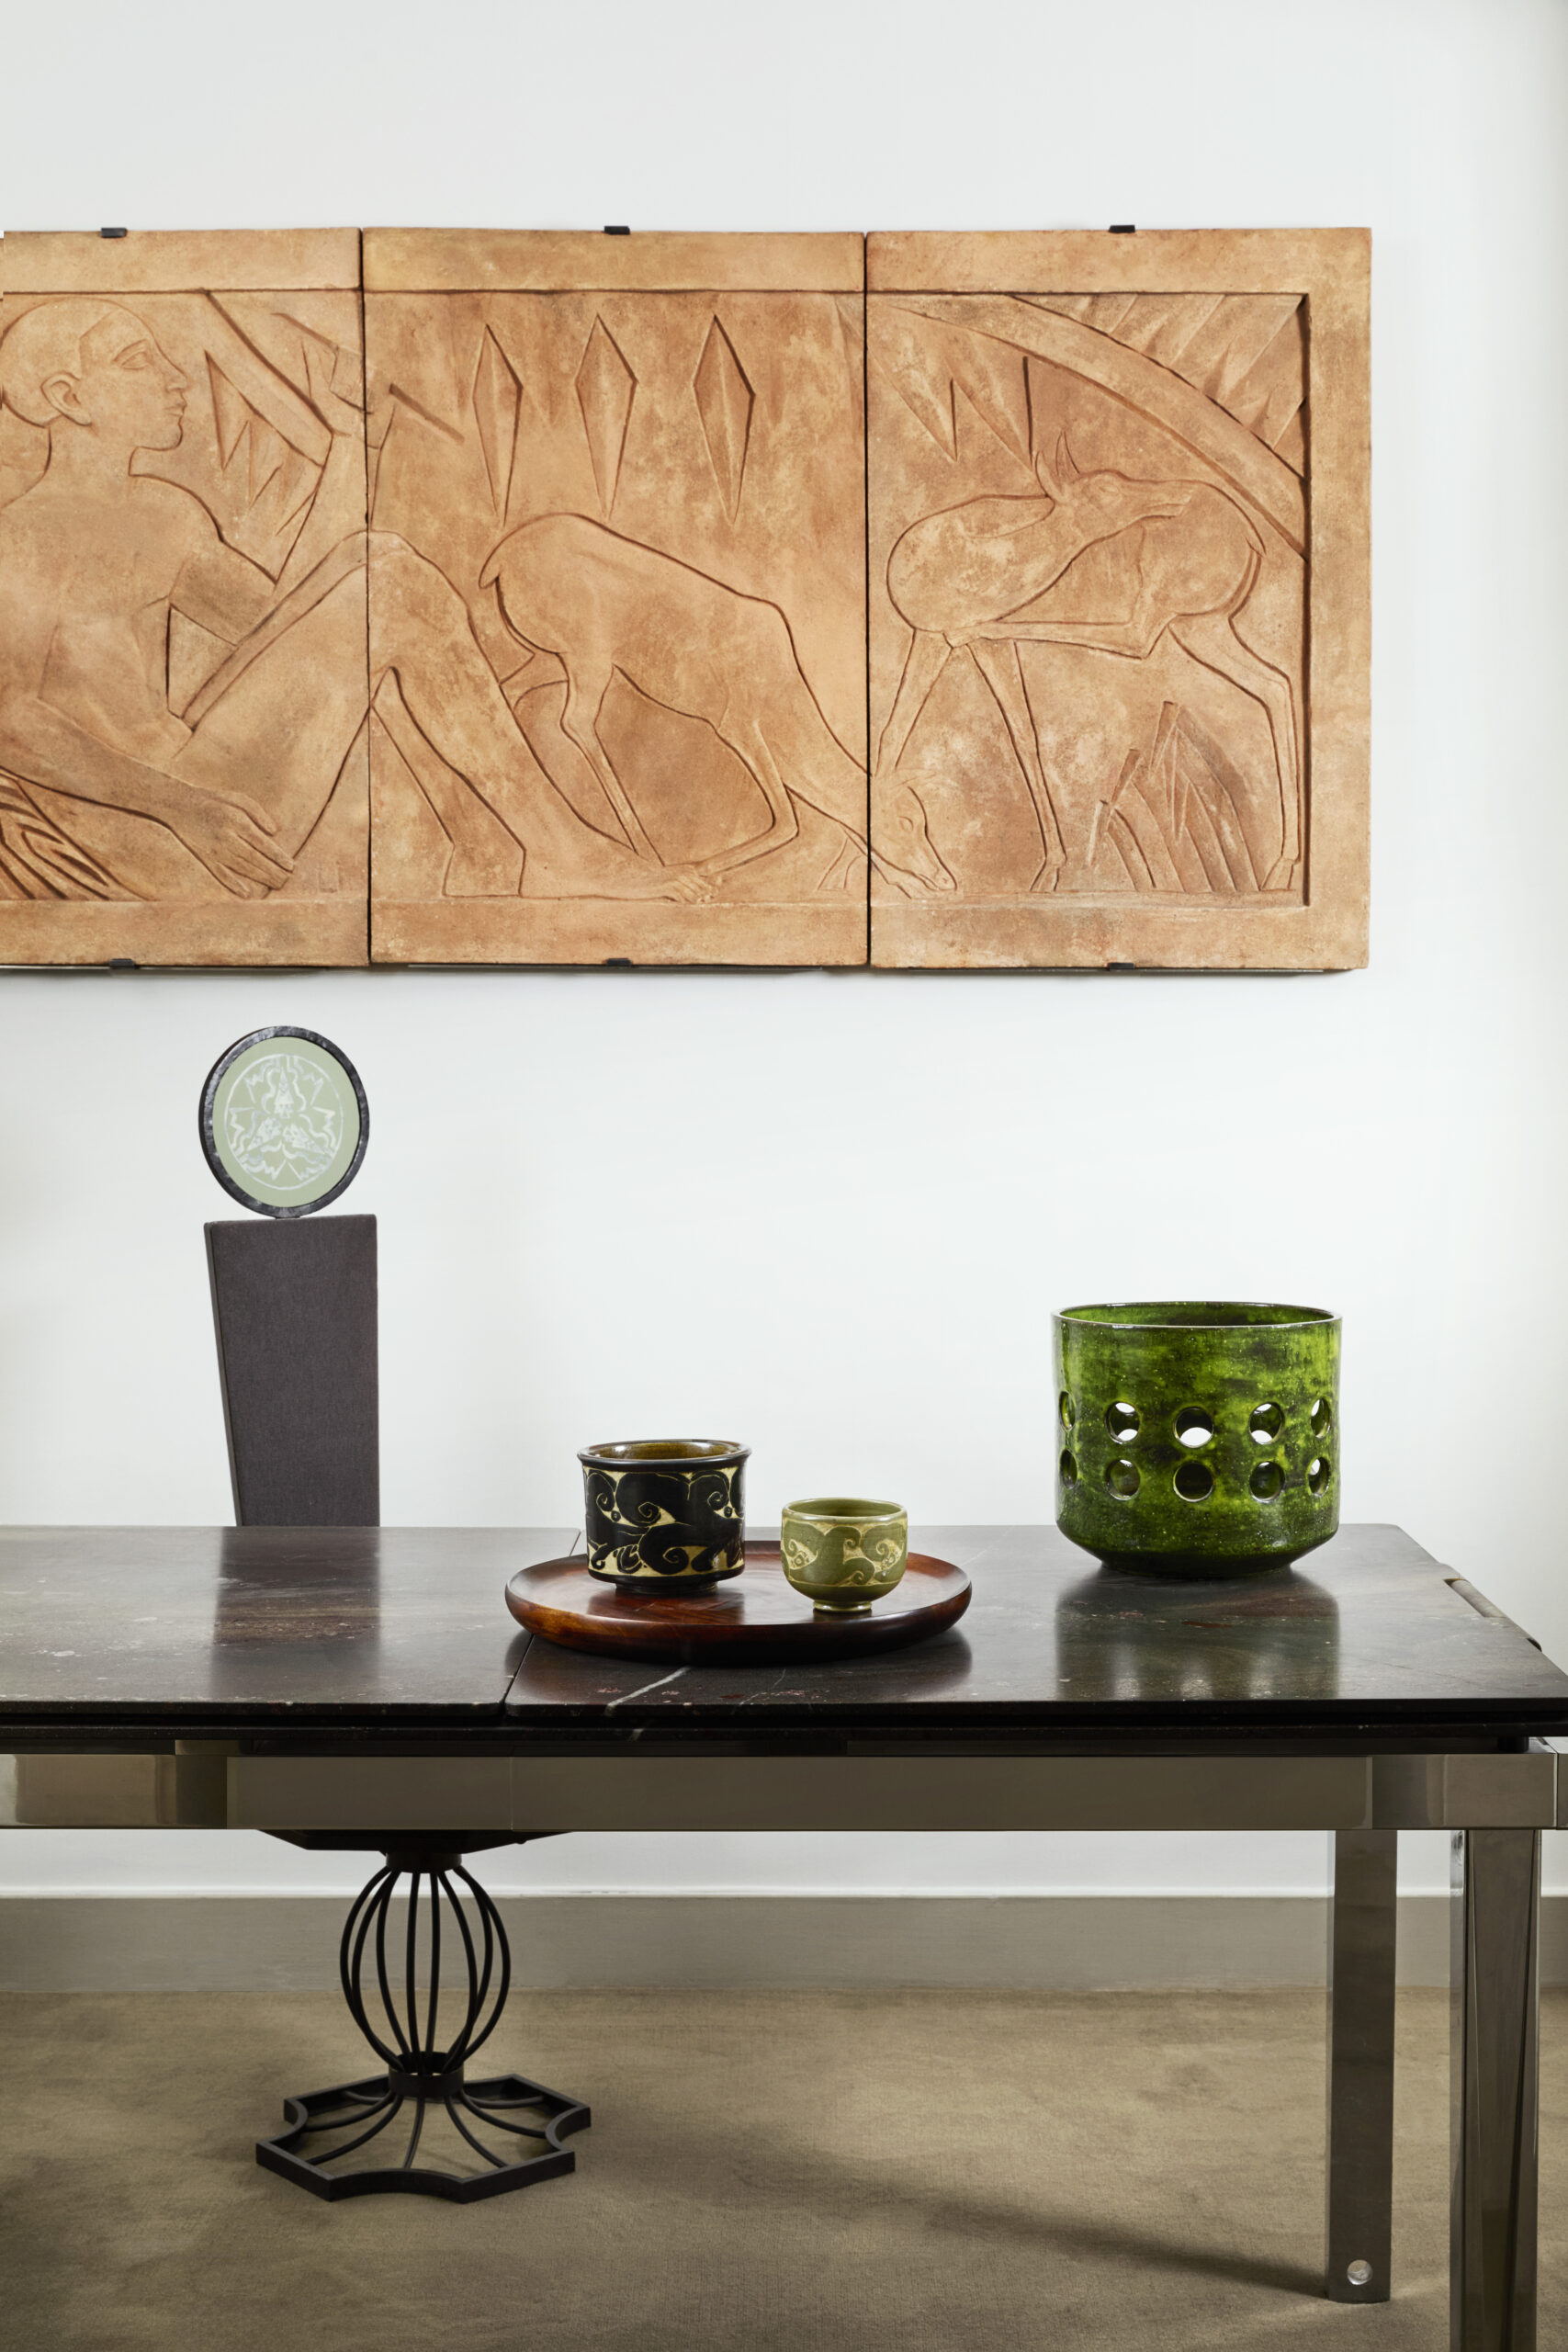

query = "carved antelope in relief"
[
  {"left": 483, "top": 514, "right": 920, "bottom": 889},
  {"left": 875, "top": 437, "right": 1302, "bottom": 893}
]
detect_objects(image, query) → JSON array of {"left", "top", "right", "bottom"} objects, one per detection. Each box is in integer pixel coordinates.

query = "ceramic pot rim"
[
  {"left": 784, "top": 1497, "right": 906, "bottom": 1523},
  {"left": 580, "top": 1439, "right": 750, "bottom": 1468},
  {"left": 1056, "top": 1301, "right": 1338, "bottom": 1332}
]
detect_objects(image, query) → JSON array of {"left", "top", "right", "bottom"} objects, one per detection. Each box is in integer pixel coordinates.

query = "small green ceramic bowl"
[
  {"left": 1054, "top": 1302, "right": 1340, "bottom": 1577},
  {"left": 781, "top": 1498, "right": 908, "bottom": 1612}
]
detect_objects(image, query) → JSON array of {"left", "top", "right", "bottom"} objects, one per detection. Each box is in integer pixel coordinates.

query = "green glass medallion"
[{"left": 199, "top": 1029, "right": 368, "bottom": 1218}]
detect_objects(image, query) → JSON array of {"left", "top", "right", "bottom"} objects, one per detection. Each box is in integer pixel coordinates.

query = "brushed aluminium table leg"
[
  {"left": 1451, "top": 1828, "right": 1540, "bottom": 2352},
  {"left": 1325, "top": 1828, "right": 1397, "bottom": 2302}
]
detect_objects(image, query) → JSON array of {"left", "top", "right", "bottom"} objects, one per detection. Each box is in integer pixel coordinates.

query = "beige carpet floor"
[{"left": 3, "top": 1986, "right": 1566, "bottom": 2350}]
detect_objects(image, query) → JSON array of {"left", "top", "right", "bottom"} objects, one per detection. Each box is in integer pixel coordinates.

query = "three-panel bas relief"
[{"left": 0, "top": 229, "right": 1369, "bottom": 970}]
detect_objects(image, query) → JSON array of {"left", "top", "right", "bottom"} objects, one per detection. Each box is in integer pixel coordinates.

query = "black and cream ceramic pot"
[{"left": 579, "top": 1440, "right": 749, "bottom": 1588}]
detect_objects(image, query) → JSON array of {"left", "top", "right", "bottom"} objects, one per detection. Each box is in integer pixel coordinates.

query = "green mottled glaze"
[
  {"left": 1053, "top": 1303, "right": 1340, "bottom": 1577},
  {"left": 780, "top": 1498, "right": 908, "bottom": 1612}
]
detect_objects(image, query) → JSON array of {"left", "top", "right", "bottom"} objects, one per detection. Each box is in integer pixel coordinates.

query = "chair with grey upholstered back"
[
  {"left": 206, "top": 1213, "right": 586, "bottom": 2200},
  {"left": 207, "top": 1215, "right": 379, "bottom": 1529}
]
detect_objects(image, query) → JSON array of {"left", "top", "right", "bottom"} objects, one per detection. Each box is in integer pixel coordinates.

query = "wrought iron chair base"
[{"left": 257, "top": 2068, "right": 592, "bottom": 2202}]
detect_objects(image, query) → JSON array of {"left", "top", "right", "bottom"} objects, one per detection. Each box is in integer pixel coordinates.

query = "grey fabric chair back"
[{"left": 206, "top": 1215, "right": 379, "bottom": 1527}]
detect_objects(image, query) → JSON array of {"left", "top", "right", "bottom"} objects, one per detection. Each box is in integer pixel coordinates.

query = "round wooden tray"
[{"left": 505, "top": 1543, "right": 971, "bottom": 1666}]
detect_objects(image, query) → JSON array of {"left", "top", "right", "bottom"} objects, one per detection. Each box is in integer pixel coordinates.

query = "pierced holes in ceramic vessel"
[
  {"left": 1310, "top": 1397, "right": 1333, "bottom": 1441},
  {"left": 1059, "top": 1449, "right": 1078, "bottom": 1487},
  {"left": 1174, "top": 1407, "right": 1214, "bottom": 1448},
  {"left": 1105, "top": 1459, "right": 1140, "bottom": 1500},
  {"left": 1307, "top": 1455, "right": 1332, "bottom": 1496},
  {"left": 1059, "top": 1391, "right": 1075, "bottom": 1430},
  {"left": 1249, "top": 1402, "right": 1284, "bottom": 1443},
  {"left": 1250, "top": 1460, "right": 1284, "bottom": 1501},
  {"left": 1174, "top": 1460, "right": 1214, "bottom": 1502},
  {"left": 1105, "top": 1400, "right": 1140, "bottom": 1442}
]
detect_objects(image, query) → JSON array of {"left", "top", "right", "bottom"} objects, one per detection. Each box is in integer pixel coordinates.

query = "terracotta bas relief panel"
[
  {"left": 867, "top": 232, "right": 1370, "bottom": 970},
  {"left": 0, "top": 227, "right": 1367, "bottom": 972},
  {"left": 362, "top": 232, "right": 869, "bottom": 966},
  {"left": 0, "top": 231, "right": 369, "bottom": 965}
]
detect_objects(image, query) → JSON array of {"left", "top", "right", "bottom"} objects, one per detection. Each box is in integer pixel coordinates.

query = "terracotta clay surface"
[
  {"left": 363, "top": 233, "right": 869, "bottom": 965},
  {"left": 866, "top": 230, "right": 1369, "bottom": 970},
  {"left": 0, "top": 232, "right": 370, "bottom": 965},
  {"left": 3, "top": 230, "right": 363, "bottom": 295},
  {"left": 0, "top": 226, "right": 1369, "bottom": 971},
  {"left": 364, "top": 230, "right": 864, "bottom": 295}
]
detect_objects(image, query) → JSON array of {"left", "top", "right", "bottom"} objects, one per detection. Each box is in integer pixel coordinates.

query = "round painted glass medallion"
[{"left": 198, "top": 1028, "right": 367, "bottom": 1216}]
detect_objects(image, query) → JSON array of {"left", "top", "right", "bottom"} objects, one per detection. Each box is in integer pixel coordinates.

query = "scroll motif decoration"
[{"left": 583, "top": 1464, "right": 743, "bottom": 1579}]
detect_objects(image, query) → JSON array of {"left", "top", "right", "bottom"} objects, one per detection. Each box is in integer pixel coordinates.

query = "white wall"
[{"left": 3, "top": 0, "right": 1566, "bottom": 1908}]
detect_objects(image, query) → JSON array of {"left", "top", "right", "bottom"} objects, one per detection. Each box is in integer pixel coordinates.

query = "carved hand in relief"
[
  {"left": 0, "top": 296, "right": 370, "bottom": 904},
  {"left": 162, "top": 782, "right": 293, "bottom": 899},
  {"left": 0, "top": 296, "right": 723, "bottom": 914}
]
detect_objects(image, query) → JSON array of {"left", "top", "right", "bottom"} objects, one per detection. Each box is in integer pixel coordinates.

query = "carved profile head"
[{"left": 0, "top": 300, "right": 188, "bottom": 454}]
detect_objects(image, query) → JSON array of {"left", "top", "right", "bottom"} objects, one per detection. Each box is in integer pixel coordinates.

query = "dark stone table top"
[
  {"left": 0, "top": 1526, "right": 549, "bottom": 1727},
  {"left": 1, "top": 1522, "right": 1564, "bottom": 1747}
]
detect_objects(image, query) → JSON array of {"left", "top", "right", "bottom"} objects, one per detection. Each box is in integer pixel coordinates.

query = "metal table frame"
[{"left": 4, "top": 1733, "right": 1555, "bottom": 2346}]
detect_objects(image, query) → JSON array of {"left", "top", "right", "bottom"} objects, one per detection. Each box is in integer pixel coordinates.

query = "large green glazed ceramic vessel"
[{"left": 1054, "top": 1303, "right": 1340, "bottom": 1576}]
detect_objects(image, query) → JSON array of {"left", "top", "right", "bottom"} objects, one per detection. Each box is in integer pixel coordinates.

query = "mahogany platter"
[{"left": 504, "top": 1542, "right": 971, "bottom": 1667}]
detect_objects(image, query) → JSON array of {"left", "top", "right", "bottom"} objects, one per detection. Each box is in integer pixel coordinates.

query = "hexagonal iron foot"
[{"left": 257, "top": 2067, "right": 590, "bottom": 2201}]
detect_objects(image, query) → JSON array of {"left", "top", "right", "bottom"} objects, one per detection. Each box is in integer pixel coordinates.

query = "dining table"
[{"left": 2, "top": 1519, "right": 1565, "bottom": 2348}]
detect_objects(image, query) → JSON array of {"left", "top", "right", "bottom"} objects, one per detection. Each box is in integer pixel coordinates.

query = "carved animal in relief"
[
  {"left": 876, "top": 438, "right": 1301, "bottom": 894},
  {"left": 482, "top": 514, "right": 882, "bottom": 881}
]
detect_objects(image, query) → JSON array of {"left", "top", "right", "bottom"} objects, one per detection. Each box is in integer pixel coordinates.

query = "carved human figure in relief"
[
  {"left": 874, "top": 435, "right": 1301, "bottom": 895},
  {"left": 0, "top": 300, "right": 704, "bottom": 903}
]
